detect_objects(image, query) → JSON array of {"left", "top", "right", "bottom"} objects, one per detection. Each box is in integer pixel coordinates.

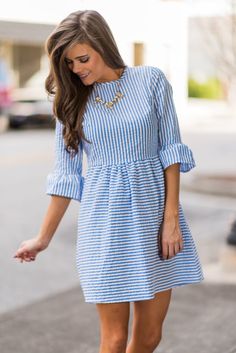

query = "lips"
[{"left": 79, "top": 73, "right": 89, "bottom": 79}]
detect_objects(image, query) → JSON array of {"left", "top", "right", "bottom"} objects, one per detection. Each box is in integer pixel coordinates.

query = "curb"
[{"left": 182, "top": 174, "right": 236, "bottom": 199}]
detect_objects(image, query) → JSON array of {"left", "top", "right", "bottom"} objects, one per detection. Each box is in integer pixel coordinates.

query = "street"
[{"left": 1, "top": 128, "right": 236, "bottom": 353}]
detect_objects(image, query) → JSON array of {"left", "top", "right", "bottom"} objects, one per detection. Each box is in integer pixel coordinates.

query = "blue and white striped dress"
[{"left": 46, "top": 65, "right": 204, "bottom": 303}]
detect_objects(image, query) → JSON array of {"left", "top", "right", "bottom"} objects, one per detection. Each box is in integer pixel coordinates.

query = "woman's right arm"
[
  {"left": 13, "top": 195, "right": 71, "bottom": 263},
  {"left": 14, "top": 119, "right": 84, "bottom": 263},
  {"left": 37, "top": 195, "right": 71, "bottom": 247}
]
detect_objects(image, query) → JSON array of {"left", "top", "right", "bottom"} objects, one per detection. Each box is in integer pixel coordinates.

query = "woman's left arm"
[
  {"left": 164, "top": 163, "right": 180, "bottom": 219},
  {"left": 161, "top": 163, "right": 183, "bottom": 260},
  {"left": 151, "top": 67, "right": 196, "bottom": 260}
]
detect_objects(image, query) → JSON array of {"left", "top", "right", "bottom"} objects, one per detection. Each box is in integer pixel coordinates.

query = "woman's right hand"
[{"left": 13, "top": 237, "right": 48, "bottom": 263}]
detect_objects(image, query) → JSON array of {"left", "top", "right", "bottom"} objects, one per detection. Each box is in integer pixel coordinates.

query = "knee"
[
  {"left": 146, "top": 330, "right": 162, "bottom": 352},
  {"left": 140, "top": 328, "right": 162, "bottom": 352},
  {"left": 147, "top": 331, "right": 162, "bottom": 351},
  {"left": 103, "top": 332, "right": 128, "bottom": 353}
]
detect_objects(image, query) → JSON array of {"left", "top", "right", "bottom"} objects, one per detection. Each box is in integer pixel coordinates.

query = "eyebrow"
[{"left": 65, "top": 54, "right": 89, "bottom": 61}]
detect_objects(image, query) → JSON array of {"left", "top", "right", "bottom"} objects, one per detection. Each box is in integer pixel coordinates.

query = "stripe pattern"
[{"left": 46, "top": 65, "right": 204, "bottom": 303}]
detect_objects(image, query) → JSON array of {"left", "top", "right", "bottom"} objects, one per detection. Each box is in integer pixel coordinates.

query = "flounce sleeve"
[
  {"left": 151, "top": 67, "right": 196, "bottom": 173},
  {"left": 46, "top": 119, "right": 84, "bottom": 201}
]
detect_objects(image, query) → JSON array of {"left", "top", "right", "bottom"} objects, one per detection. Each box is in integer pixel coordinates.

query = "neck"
[{"left": 97, "top": 67, "right": 124, "bottom": 83}]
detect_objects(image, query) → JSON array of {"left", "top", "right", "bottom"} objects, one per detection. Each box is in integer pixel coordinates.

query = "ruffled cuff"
[
  {"left": 46, "top": 173, "right": 85, "bottom": 202},
  {"left": 159, "top": 143, "right": 196, "bottom": 172}
]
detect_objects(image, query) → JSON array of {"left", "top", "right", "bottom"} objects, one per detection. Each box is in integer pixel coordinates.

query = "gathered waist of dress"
[{"left": 87, "top": 154, "right": 162, "bottom": 169}]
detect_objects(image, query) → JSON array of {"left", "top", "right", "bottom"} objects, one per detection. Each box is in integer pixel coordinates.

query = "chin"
[
  {"left": 81, "top": 75, "right": 94, "bottom": 86},
  {"left": 83, "top": 81, "right": 94, "bottom": 87}
]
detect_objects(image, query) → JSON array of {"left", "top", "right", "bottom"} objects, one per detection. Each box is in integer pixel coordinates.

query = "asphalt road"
[
  {"left": 1, "top": 128, "right": 236, "bottom": 315},
  {"left": 1, "top": 127, "right": 236, "bottom": 353}
]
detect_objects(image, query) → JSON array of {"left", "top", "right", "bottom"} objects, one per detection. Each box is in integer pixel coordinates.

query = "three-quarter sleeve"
[
  {"left": 46, "top": 119, "right": 84, "bottom": 201},
  {"left": 151, "top": 67, "right": 196, "bottom": 173}
]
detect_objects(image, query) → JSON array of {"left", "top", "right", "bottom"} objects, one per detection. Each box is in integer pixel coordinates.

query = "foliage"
[{"left": 188, "top": 77, "right": 224, "bottom": 99}]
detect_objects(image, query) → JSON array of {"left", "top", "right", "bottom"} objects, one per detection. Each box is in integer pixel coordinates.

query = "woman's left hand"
[{"left": 159, "top": 217, "right": 183, "bottom": 260}]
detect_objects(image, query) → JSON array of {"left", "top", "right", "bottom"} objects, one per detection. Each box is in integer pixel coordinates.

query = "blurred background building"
[
  {"left": 0, "top": 0, "right": 191, "bottom": 120},
  {"left": 0, "top": 21, "right": 54, "bottom": 96},
  {"left": 1, "top": 0, "right": 235, "bottom": 125}
]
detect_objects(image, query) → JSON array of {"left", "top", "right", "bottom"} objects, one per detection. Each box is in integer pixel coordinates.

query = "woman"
[{"left": 14, "top": 9, "right": 204, "bottom": 353}]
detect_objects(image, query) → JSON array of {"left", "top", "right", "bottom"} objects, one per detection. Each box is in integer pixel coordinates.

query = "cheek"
[
  {"left": 89, "top": 57, "right": 102, "bottom": 71},
  {"left": 88, "top": 60, "right": 96, "bottom": 72}
]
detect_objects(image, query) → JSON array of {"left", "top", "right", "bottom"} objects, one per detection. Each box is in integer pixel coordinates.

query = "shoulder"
[
  {"left": 128, "top": 65, "right": 158, "bottom": 80},
  {"left": 127, "top": 65, "right": 168, "bottom": 91},
  {"left": 128, "top": 66, "right": 170, "bottom": 103},
  {"left": 149, "top": 66, "right": 169, "bottom": 88},
  {"left": 128, "top": 65, "right": 165, "bottom": 79}
]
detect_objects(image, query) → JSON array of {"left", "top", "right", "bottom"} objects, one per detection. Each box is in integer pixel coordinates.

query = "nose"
[{"left": 71, "top": 61, "right": 82, "bottom": 74}]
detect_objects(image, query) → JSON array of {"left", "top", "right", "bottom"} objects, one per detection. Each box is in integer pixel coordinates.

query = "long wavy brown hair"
[{"left": 45, "top": 10, "right": 126, "bottom": 155}]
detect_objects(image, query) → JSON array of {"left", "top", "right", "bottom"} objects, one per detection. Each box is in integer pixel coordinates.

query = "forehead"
[{"left": 65, "top": 43, "right": 94, "bottom": 59}]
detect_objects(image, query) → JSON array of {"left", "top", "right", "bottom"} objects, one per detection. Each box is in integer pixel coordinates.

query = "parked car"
[{"left": 8, "top": 87, "right": 55, "bottom": 129}]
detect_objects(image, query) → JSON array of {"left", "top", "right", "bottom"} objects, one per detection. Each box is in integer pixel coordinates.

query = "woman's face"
[{"left": 65, "top": 43, "right": 120, "bottom": 85}]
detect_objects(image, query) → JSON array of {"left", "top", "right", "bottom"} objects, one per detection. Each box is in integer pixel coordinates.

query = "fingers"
[
  {"left": 15, "top": 255, "right": 36, "bottom": 263},
  {"left": 161, "top": 242, "right": 169, "bottom": 260},
  {"left": 14, "top": 244, "right": 27, "bottom": 257},
  {"left": 13, "top": 250, "right": 36, "bottom": 263},
  {"left": 13, "top": 239, "right": 40, "bottom": 263},
  {"left": 161, "top": 240, "right": 183, "bottom": 260}
]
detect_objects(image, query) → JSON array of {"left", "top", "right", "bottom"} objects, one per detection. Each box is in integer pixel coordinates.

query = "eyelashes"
[
  {"left": 65, "top": 57, "right": 89, "bottom": 65},
  {"left": 80, "top": 58, "right": 89, "bottom": 63}
]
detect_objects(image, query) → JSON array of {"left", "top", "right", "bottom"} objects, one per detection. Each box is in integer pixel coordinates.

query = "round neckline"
[{"left": 93, "top": 65, "right": 128, "bottom": 86}]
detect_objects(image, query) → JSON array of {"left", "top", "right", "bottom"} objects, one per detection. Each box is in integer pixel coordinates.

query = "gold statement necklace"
[{"left": 93, "top": 68, "right": 125, "bottom": 109}]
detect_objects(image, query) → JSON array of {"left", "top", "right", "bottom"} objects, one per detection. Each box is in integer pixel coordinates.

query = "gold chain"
[
  {"left": 94, "top": 82, "right": 124, "bottom": 109},
  {"left": 93, "top": 69, "right": 125, "bottom": 109}
]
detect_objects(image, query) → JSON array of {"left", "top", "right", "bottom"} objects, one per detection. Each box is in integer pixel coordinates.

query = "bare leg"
[
  {"left": 96, "top": 301, "right": 130, "bottom": 353},
  {"left": 126, "top": 289, "right": 172, "bottom": 353}
]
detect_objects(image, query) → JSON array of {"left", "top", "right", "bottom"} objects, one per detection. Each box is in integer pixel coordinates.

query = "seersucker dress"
[{"left": 46, "top": 65, "right": 204, "bottom": 304}]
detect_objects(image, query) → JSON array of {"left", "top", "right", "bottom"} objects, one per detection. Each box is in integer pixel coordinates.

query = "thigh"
[
  {"left": 132, "top": 289, "right": 172, "bottom": 336},
  {"left": 96, "top": 302, "right": 130, "bottom": 337}
]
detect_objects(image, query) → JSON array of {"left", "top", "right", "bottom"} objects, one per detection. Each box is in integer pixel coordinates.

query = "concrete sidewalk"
[
  {"left": 0, "top": 282, "right": 235, "bottom": 353},
  {"left": 180, "top": 113, "right": 236, "bottom": 288},
  {"left": 180, "top": 112, "right": 236, "bottom": 198},
  {"left": 2, "top": 107, "right": 236, "bottom": 353}
]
